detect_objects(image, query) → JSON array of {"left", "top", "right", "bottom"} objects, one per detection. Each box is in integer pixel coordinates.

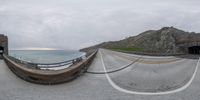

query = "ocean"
[{"left": 9, "top": 50, "right": 86, "bottom": 64}]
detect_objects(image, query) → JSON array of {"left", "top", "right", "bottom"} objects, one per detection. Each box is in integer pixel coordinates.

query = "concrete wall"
[
  {"left": 0, "top": 34, "right": 8, "bottom": 55},
  {"left": 3, "top": 50, "right": 97, "bottom": 85}
]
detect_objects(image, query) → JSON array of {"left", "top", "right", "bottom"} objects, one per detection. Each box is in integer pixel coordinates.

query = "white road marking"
[{"left": 100, "top": 50, "right": 200, "bottom": 95}]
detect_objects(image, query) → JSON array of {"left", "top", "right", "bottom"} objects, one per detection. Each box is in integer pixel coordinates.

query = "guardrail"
[
  {"left": 5, "top": 54, "right": 85, "bottom": 69},
  {"left": 3, "top": 50, "right": 98, "bottom": 85}
]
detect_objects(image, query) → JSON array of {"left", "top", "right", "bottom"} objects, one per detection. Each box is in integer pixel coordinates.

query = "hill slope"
[{"left": 81, "top": 27, "right": 200, "bottom": 54}]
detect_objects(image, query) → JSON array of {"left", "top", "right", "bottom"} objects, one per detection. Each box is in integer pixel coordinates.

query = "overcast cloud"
[{"left": 0, "top": 0, "right": 200, "bottom": 50}]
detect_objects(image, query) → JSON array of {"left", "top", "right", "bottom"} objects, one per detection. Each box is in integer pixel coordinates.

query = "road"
[{"left": 0, "top": 49, "right": 200, "bottom": 100}]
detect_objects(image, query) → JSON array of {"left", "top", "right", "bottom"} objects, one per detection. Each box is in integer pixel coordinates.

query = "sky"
[{"left": 0, "top": 0, "right": 200, "bottom": 50}]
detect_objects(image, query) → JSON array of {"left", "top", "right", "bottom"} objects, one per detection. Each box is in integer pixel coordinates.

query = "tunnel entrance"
[
  {"left": 0, "top": 46, "right": 4, "bottom": 58},
  {"left": 188, "top": 46, "right": 200, "bottom": 54}
]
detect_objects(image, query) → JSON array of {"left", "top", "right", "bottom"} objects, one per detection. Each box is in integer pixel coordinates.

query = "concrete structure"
[
  {"left": 3, "top": 50, "right": 97, "bottom": 84},
  {"left": 177, "top": 40, "right": 200, "bottom": 54},
  {"left": 0, "top": 34, "right": 8, "bottom": 56},
  {"left": 0, "top": 34, "right": 98, "bottom": 84}
]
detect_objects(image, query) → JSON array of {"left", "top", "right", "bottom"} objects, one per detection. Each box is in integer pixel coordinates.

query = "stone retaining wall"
[{"left": 114, "top": 50, "right": 184, "bottom": 56}]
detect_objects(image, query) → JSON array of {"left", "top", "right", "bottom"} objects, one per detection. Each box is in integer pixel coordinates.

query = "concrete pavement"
[{"left": 0, "top": 49, "right": 200, "bottom": 100}]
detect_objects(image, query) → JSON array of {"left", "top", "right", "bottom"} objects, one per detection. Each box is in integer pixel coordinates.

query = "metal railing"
[{"left": 5, "top": 54, "right": 85, "bottom": 69}]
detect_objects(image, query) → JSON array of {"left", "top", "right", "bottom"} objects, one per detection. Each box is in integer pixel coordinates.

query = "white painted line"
[{"left": 100, "top": 50, "right": 200, "bottom": 95}]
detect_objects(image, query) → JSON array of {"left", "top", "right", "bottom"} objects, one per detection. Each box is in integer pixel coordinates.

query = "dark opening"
[
  {"left": 188, "top": 46, "right": 200, "bottom": 54},
  {"left": 0, "top": 46, "right": 4, "bottom": 59}
]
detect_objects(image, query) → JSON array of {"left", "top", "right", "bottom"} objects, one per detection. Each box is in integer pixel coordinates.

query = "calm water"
[{"left": 9, "top": 50, "right": 85, "bottom": 64}]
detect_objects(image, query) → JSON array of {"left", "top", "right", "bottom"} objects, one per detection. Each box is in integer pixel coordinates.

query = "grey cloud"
[{"left": 0, "top": 0, "right": 200, "bottom": 50}]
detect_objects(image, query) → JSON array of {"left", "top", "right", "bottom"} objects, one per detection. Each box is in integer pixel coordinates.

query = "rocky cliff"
[{"left": 81, "top": 27, "right": 200, "bottom": 54}]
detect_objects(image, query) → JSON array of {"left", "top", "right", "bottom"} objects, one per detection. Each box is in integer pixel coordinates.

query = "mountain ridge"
[{"left": 80, "top": 26, "right": 200, "bottom": 55}]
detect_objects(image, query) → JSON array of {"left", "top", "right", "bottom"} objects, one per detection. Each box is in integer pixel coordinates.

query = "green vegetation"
[{"left": 110, "top": 47, "right": 143, "bottom": 52}]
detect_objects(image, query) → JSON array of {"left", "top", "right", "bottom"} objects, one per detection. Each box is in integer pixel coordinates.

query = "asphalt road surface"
[{"left": 0, "top": 49, "right": 200, "bottom": 100}]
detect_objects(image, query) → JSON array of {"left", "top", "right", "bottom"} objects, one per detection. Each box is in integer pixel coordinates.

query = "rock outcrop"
[{"left": 81, "top": 27, "right": 200, "bottom": 54}]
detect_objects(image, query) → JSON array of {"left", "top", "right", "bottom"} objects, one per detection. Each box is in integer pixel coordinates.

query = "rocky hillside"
[{"left": 81, "top": 27, "right": 200, "bottom": 54}]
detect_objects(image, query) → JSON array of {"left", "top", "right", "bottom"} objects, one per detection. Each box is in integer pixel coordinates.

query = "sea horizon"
[{"left": 9, "top": 50, "right": 86, "bottom": 64}]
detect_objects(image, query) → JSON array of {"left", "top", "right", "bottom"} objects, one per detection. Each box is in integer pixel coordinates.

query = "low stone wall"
[
  {"left": 3, "top": 50, "right": 98, "bottom": 85},
  {"left": 113, "top": 50, "right": 185, "bottom": 56}
]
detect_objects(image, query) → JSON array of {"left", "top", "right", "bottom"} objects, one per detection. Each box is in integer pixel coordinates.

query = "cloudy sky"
[{"left": 0, "top": 0, "right": 200, "bottom": 50}]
